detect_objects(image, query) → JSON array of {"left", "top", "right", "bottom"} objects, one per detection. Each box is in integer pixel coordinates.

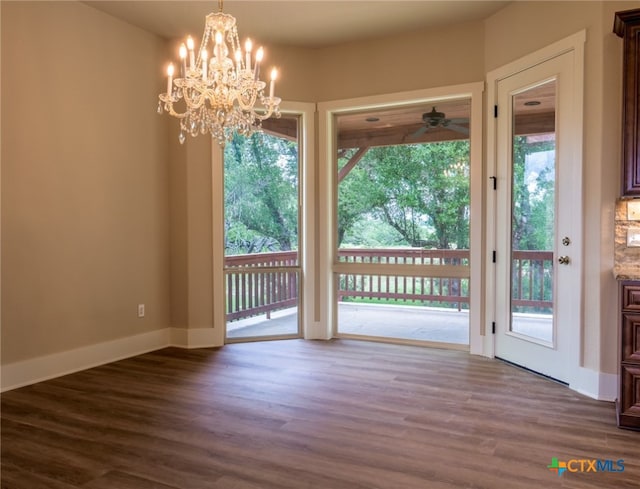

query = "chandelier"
[{"left": 157, "top": 0, "right": 281, "bottom": 146}]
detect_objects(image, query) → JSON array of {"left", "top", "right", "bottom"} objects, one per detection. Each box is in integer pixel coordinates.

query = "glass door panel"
[
  {"left": 224, "top": 116, "right": 301, "bottom": 340},
  {"left": 510, "top": 80, "right": 556, "bottom": 343}
]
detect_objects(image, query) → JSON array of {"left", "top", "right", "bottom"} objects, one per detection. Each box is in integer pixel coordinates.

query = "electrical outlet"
[{"left": 137, "top": 304, "right": 145, "bottom": 318}]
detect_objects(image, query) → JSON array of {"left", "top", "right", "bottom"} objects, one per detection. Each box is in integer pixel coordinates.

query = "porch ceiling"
[{"left": 263, "top": 81, "right": 554, "bottom": 149}]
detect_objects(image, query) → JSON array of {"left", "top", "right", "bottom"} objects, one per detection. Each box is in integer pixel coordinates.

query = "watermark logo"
[
  {"left": 547, "top": 458, "right": 567, "bottom": 476},
  {"left": 547, "top": 457, "right": 624, "bottom": 476}
]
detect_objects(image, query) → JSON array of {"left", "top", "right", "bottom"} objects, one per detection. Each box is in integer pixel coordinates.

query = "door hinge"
[
  {"left": 494, "top": 105, "right": 498, "bottom": 118},
  {"left": 490, "top": 176, "right": 497, "bottom": 190},
  {"left": 492, "top": 321, "right": 496, "bottom": 334},
  {"left": 492, "top": 250, "right": 496, "bottom": 263}
]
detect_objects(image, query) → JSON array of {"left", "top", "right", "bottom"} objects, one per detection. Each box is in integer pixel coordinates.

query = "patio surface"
[{"left": 227, "top": 302, "right": 552, "bottom": 345}]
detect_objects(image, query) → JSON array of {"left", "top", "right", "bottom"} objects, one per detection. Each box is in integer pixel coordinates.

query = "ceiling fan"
[{"left": 411, "top": 106, "right": 469, "bottom": 138}]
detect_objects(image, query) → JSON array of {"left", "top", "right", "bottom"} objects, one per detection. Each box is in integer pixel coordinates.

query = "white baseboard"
[
  {"left": 0, "top": 328, "right": 171, "bottom": 392},
  {"left": 0, "top": 327, "right": 227, "bottom": 392},
  {"left": 572, "top": 367, "right": 618, "bottom": 401},
  {"left": 597, "top": 372, "right": 618, "bottom": 401},
  {"left": 169, "top": 327, "right": 221, "bottom": 348}
]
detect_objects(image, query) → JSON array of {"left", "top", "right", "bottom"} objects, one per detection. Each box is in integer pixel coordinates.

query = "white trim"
[
  {"left": 486, "top": 30, "right": 586, "bottom": 82},
  {"left": 211, "top": 139, "right": 226, "bottom": 347},
  {"left": 318, "top": 82, "right": 485, "bottom": 347},
  {"left": 214, "top": 101, "right": 318, "bottom": 342},
  {"left": 1, "top": 326, "right": 229, "bottom": 392},
  {"left": 169, "top": 327, "right": 219, "bottom": 348},
  {"left": 272, "top": 102, "right": 318, "bottom": 340},
  {"left": 468, "top": 83, "right": 485, "bottom": 356},
  {"left": 572, "top": 368, "right": 618, "bottom": 401},
  {"left": 1, "top": 328, "right": 171, "bottom": 392}
]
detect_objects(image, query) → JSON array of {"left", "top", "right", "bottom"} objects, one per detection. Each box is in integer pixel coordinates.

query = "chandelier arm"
[
  {"left": 235, "top": 92, "right": 260, "bottom": 112},
  {"left": 253, "top": 108, "right": 278, "bottom": 122},
  {"left": 165, "top": 104, "right": 188, "bottom": 119},
  {"left": 183, "top": 89, "right": 210, "bottom": 110}
]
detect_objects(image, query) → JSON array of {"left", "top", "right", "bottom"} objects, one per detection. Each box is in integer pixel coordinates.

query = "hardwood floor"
[{"left": 1, "top": 339, "right": 638, "bottom": 488}]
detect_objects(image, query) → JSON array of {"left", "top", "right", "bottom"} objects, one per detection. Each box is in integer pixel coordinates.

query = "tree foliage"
[
  {"left": 222, "top": 132, "right": 554, "bottom": 257},
  {"left": 224, "top": 132, "right": 298, "bottom": 255},
  {"left": 338, "top": 141, "right": 470, "bottom": 249},
  {"left": 511, "top": 136, "right": 555, "bottom": 251}
]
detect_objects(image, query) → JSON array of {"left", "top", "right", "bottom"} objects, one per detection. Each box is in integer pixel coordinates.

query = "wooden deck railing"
[
  {"left": 224, "top": 248, "right": 553, "bottom": 321},
  {"left": 511, "top": 250, "right": 553, "bottom": 311},
  {"left": 337, "top": 248, "right": 469, "bottom": 310},
  {"left": 225, "top": 252, "right": 298, "bottom": 321}
]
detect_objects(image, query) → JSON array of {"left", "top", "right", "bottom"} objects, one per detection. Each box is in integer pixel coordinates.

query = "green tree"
[
  {"left": 224, "top": 132, "right": 298, "bottom": 254},
  {"left": 511, "top": 136, "right": 555, "bottom": 251},
  {"left": 338, "top": 141, "right": 470, "bottom": 249}
]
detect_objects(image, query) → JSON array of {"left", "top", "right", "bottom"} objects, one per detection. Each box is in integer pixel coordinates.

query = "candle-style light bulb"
[
  {"left": 214, "top": 31, "right": 223, "bottom": 61},
  {"left": 244, "top": 38, "right": 252, "bottom": 71},
  {"left": 254, "top": 47, "right": 264, "bottom": 80},
  {"left": 187, "top": 36, "right": 195, "bottom": 70},
  {"left": 179, "top": 44, "right": 187, "bottom": 76},
  {"left": 167, "top": 63, "right": 174, "bottom": 95},
  {"left": 269, "top": 67, "right": 277, "bottom": 98},
  {"left": 235, "top": 49, "right": 242, "bottom": 71},
  {"left": 201, "top": 49, "right": 208, "bottom": 79}
]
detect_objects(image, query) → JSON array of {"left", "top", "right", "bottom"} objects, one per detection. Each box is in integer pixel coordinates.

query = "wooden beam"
[
  {"left": 261, "top": 117, "right": 298, "bottom": 142},
  {"left": 338, "top": 124, "right": 468, "bottom": 149},
  {"left": 338, "top": 146, "right": 369, "bottom": 182}
]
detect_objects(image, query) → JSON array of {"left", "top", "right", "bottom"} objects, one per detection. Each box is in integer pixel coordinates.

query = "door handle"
[{"left": 558, "top": 255, "right": 570, "bottom": 265}]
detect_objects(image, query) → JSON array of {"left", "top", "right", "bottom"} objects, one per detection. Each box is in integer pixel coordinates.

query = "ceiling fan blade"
[
  {"left": 447, "top": 124, "right": 470, "bottom": 136},
  {"left": 409, "top": 125, "right": 428, "bottom": 138}
]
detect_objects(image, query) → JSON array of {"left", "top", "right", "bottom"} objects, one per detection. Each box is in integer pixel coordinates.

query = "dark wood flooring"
[{"left": 1, "top": 339, "right": 638, "bottom": 488}]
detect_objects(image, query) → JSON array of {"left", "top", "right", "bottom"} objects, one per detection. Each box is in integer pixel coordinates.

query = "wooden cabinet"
[
  {"left": 614, "top": 9, "right": 640, "bottom": 195},
  {"left": 618, "top": 281, "right": 640, "bottom": 430}
]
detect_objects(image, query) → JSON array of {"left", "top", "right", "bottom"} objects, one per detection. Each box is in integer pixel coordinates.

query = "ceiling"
[
  {"left": 84, "top": 1, "right": 510, "bottom": 48},
  {"left": 334, "top": 99, "right": 472, "bottom": 148}
]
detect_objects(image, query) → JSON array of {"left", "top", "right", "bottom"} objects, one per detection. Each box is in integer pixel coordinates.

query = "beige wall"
[
  {"left": 1, "top": 1, "right": 171, "bottom": 363},
  {"left": 313, "top": 20, "right": 485, "bottom": 101},
  {"left": 2, "top": 0, "right": 637, "bottom": 384}
]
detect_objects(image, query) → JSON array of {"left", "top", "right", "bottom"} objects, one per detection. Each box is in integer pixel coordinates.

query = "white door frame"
[
  {"left": 485, "top": 31, "right": 586, "bottom": 388},
  {"left": 317, "top": 82, "right": 484, "bottom": 352},
  {"left": 211, "top": 101, "right": 316, "bottom": 344}
]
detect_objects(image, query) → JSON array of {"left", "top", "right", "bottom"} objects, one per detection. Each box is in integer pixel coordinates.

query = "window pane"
[
  {"left": 224, "top": 118, "right": 300, "bottom": 339},
  {"left": 510, "top": 80, "right": 555, "bottom": 343},
  {"left": 334, "top": 101, "right": 471, "bottom": 345}
]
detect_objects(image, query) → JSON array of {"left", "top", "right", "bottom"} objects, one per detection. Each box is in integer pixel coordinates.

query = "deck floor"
[{"left": 227, "top": 303, "right": 552, "bottom": 345}]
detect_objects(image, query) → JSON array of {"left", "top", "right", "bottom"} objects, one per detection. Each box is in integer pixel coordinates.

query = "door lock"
[
  {"left": 558, "top": 255, "right": 570, "bottom": 265},
  {"left": 562, "top": 236, "right": 571, "bottom": 246}
]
